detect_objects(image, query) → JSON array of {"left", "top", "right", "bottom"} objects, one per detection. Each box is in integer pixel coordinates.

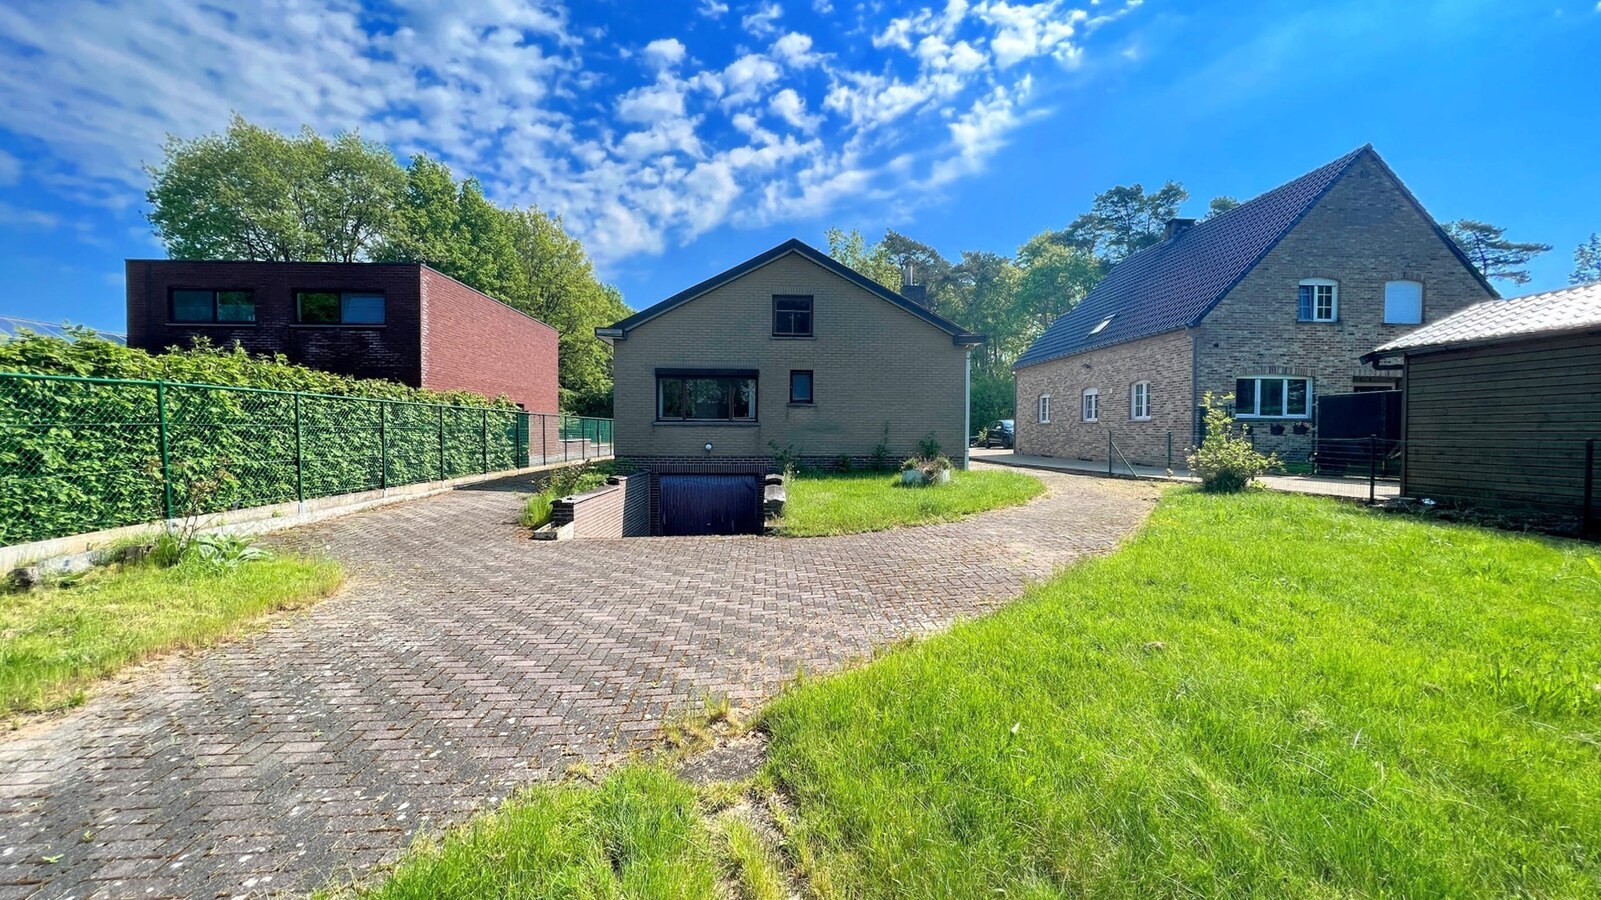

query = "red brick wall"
[
  {"left": 125, "top": 260, "right": 424, "bottom": 386},
  {"left": 420, "top": 268, "right": 559, "bottom": 413}
]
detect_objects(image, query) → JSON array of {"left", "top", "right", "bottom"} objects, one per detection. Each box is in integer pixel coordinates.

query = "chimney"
[
  {"left": 1163, "top": 217, "right": 1198, "bottom": 241},
  {"left": 900, "top": 261, "right": 930, "bottom": 307}
]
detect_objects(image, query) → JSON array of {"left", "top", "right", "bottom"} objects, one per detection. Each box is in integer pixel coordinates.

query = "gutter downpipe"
[{"left": 964, "top": 349, "right": 972, "bottom": 470}]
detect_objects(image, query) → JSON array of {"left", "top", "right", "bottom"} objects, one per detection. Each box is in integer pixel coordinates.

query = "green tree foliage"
[
  {"left": 1187, "top": 392, "right": 1278, "bottom": 492},
  {"left": 1014, "top": 231, "right": 1103, "bottom": 336},
  {"left": 825, "top": 228, "right": 902, "bottom": 291},
  {"left": 881, "top": 230, "right": 955, "bottom": 310},
  {"left": 144, "top": 116, "right": 626, "bottom": 412},
  {"left": 1571, "top": 233, "right": 1601, "bottom": 285},
  {"left": 1206, "top": 195, "right": 1240, "bottom": 218},
  {"left": 969, "top": 370, "right": 1016, "bottom": 433},
  {"left": 146, "top": 114, "right": 404, "bottom": 262},
  {"left": 1443, "top": 219, "right": 1552, "bottom": 285},
  {"left": 1064, "top": 181, "right": 1190, "bottom": 262},
  {"left": 946, "top": 251, "right": 1022, "bottom": 370}
]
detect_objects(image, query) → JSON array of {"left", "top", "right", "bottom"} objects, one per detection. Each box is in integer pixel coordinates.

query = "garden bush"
[{"left": 1186, "top": 391, "right": 1278, "bottom": 492}]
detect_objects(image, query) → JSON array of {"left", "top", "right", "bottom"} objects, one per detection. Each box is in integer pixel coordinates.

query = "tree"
[
  {"left": 146, "top": 114, "right": 404, "bottom": 262},
  {"left": 946, "top": 250, "right": 1021, "bottom": 370},
  {"left": 880, "top": 230, "right": 954, "bottom": 310},
  {"left": 824, "top": 227, "right": 901, "bottom": 291},
  {"left": 1572, "top": 233, "right": 1601, "bottom": 285},
  {"left": 1443, "top": 219, "right": 1552, "bottom": 285},
  {"left": 1014, "top": 231, "right": 1102, "bottom": 337},
  {"left": 1063, "top": 181, "right": 1189, "bottom": 262},
  {"left": 1206, "top": 196, "right": 1240, "bottom": 218},
  {"left": 379, "top": 156, "right": 517, "bottom": 298}
]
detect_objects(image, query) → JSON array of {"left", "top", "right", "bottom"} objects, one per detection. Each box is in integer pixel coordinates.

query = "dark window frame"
[
  {"left": 789, "top": 369, "right": 814, "bottom": 405},
  {"left": 294, "top": 289, "right": 387, "bottom": 325},
  {"left": 655, "top": 368, "right": 759, "bottom": 423},
  {"left": 772, "top": 294, "right": 814, "bottom": 337},
  {"left": 169, "top": 288, "right": 257, "bottom": 324}
]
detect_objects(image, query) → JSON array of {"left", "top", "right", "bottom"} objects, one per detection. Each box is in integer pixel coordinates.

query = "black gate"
[
  {"left": 659, "top": 474, "right": 762, "bottom": 536},
  {"left": 1314, "top": 391, "right": 1402, "bottom": 474}
]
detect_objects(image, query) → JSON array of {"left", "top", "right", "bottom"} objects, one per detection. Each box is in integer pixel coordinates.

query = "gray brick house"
[
  {"left": 597, "top": 238, "right": 985, "bottom": 534},
  {"left": 1013, "top": 145, "right": 1497, "bottom": 465}
]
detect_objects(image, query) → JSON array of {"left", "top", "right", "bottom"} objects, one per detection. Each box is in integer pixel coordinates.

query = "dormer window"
[
  {"left": 1089, "top": 315, "right": 1114, "bottom": 335},
  {"left": 1297, "top": 279, "right": 1338, "bottom": 322}
]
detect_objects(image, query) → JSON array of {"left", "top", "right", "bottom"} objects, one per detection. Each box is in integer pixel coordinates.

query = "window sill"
[
  {"left": 1130, "top": 416, "right": 1153, "bottom": 422},
  {"left": 787, "top": 402, "right": 815, "bottom": 408},
  {"left": 652, "top": 420, "right": 760, "bottom": 427},
  {"left": 1082, "top": 419, "right": 1099, "bottom": 424},
  {"left": 166, "top": 321, "right": 257, "bottom": 327},
  {"left": 289, "top": 323, "right": 387, "bottom": 329},
  {"left": 1295, "top": 319, "right": 1339, "bottom": 325},
  {"left": 770, "top": 334, "right": 815, "bottom": 341}
]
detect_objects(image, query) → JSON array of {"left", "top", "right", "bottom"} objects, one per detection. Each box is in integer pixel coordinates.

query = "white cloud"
[
  {"left": 641, "top": 38, "right": 687, "bottom": 70},
  {"left": 0, "top": 0, "right": 1139, "bottom": 264},
  {"left": 741, "top": 1, "right": 784, "bottom": 37},
  {"left": 770, "top": 88, "right": 823, "bottom": 131}
]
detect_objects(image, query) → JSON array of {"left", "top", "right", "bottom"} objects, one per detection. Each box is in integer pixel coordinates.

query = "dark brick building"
[{"left": 125, "top": 260, "right": 559, "bottom": 412}]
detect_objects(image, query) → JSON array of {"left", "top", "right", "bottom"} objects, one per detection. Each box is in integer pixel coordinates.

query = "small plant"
[
  {"left": 186, "top": 532, "right": 272, "bottom": 571},
  {"left": 1186, "top": 392, "right": 1279, "bottom": 493},
  {"left": 900, "top": 454, "right": 953, "bottom": 485},
  {"left": 834, "top": 454, "right": 853, "bottom": 473},
  {"left": 769, "top": 440, "right": 798, "bottom": 482},
  {"left": 871, "top": 422, "right": 892, "bottom": 471},
  {"left": 917, "top": 433, "right": 942, "bottom": 459}
]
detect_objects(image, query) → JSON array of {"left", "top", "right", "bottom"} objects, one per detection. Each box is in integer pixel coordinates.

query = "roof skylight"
[{"left": 1089, "top": 315, "right": 1114, "bottom": 335}]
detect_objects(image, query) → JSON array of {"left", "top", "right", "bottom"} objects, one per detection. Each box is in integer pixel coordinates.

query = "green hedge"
[{"left": 0, "top": 333, "right": 525, "bottom": 546}]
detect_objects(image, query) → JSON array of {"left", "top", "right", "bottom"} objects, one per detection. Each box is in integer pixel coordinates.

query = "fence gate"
[
  {"left": 658, "top": 475, "right": 761, "bottom": 536},
  {"left": 1314, "top": 391, "right": 1402, "bottom": 474}
]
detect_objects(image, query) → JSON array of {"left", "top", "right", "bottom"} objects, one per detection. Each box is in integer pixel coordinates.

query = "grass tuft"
[{"left": 775, "top": 469, "right": 1043, "bottom": 537}]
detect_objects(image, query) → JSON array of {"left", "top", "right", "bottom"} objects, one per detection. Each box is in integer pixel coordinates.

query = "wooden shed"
[{"left": 1365, "top": 281, "right": 1601, "bottom": 534}]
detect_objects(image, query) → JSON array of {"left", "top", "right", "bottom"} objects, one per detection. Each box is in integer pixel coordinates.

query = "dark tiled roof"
[
  {"left": 1370, "top": 281, "right": 1601, "bottom": 356},
  {"left": 1015, "top": 146, "right": 1374, "bottom": 369},
  {"left": 598, "top": 238, "right": 985, "bottom": 347}
]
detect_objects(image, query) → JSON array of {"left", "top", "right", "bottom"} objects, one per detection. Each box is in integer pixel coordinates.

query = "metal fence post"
[
  {"left": 542, "top": 414, "right": 548, "bottom": 467},
  {"left": 1368, "top": 434, "right": 1377, "bottom": 504},
  {"left": 437, "top": 405, "right": 445, "bottom": 481},
  {"left": 514, "top": 412, "right": 523, "bottom": 470},
  {"left": 481, "top": 408, "right": 489, "bottom": 474},
  {"left": 583, "top": 418, "right": 589, "bottom": 462},
  {"left": 1167, "top": 432, "right": 1173, "bottom": 472},
  {"left": 378, "top": 401, "right": 388, "bottom": 490},
  {"left": 1107, "top": 431, "right": 1113, "bottom": 476},
  {"left": 293, "top": 392, "right": 305, "bottom": 504},
  {"left": 155, "top": 381, "right": 175, "bottom": 520}
]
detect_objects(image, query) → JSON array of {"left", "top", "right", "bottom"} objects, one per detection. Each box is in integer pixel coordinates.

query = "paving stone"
[{"left": 0, "top": 466, "right": 1155, "bottom": 898}]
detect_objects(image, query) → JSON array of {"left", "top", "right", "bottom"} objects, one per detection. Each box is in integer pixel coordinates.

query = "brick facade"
[
  {"left": 1015, "top": 153, "right": 1495, "bottom": 463},
  {"left": 610, "top": 250, "right": 974, "bottom": 465},
  {"left": 550, "top": 472, "right": 651, "bottom": 538},
  {"left": 1014, "top": 329, "right": 1193, "bottom": 466},
  {"left": 125, "top": 260, "right": 558, "bottom": 412}
]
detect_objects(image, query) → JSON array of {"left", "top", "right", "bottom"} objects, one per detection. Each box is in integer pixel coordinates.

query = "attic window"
[{"left": 1089, "top": 315, "right": 1114, "bottom": 336}]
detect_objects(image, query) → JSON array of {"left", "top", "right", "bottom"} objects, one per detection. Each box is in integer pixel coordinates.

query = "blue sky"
[{"left": 2, "top": 0, "right": 1598, "bottom": 335}]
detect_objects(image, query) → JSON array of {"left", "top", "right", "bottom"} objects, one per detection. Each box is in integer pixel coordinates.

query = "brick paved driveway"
[{"left": 0, "top": 467, "right": 1157, "bottom": 898}]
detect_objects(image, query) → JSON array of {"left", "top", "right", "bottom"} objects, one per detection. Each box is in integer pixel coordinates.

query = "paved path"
[
  {"left": 0, "top": 468, "right": 1157, "bottom": 899},
  {"left": 971, "top": 447, "right": 1401, "bottom": 501}
]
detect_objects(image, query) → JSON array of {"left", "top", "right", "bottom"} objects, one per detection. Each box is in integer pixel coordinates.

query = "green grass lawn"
[
  {"left": 0, "top": 552, "right": 343, "bottom": 720},
  {"left": 765, "top": 490, "right": 1601, "bottom": 898},
  {"left": 328, "top": 490, "right": 1601, "bottom": 898},
  {"left": 776, "top": 468, "right": 1044, "bottom": 536}
]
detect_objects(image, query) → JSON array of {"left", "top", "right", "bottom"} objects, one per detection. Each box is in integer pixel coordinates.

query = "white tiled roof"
[{"left": 1374, "top": 281, "right": 1601, "bottom": 353}]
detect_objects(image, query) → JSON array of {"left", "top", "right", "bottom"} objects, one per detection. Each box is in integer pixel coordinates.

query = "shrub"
[
  {"left": 900, "top": 454, "right": 953, "bottom": 484},
  {"left": 917, "top": 433, "right": 942, "bottom": 459},
  {"left": 1186, "top": 392, "right": 1279, "bottom": 493},
  {"left": 870, "top": 422, "right": 892, "bottom": 472}
]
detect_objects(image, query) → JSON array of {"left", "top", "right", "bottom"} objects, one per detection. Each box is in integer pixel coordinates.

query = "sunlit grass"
[
  {"left": 776, "top": 468, "right": 1044, "bottom": 536},
  {"left": 763, "top": 489, "right": 1601, "bottom": 897},
  {"left": 0, "top": 553, "right": 342, "bottom": 721}
]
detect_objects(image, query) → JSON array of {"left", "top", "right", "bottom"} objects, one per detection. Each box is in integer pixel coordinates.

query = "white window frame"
[
  {"left": 1081, "top": 388, "right": 1099, "bottom": 423},
  {"left": 1090, "top": 315, "right": 1114, "bottom": 335},
  {"left": 1383, "top": 279, "right": 1424, "bottom": 325},
  {"left": 1235, "top": 376, "right": 1312, "bottom": 419},
  {"left": 1298, "top": 278, "right": 1338, "bottom": 322},
  {"left": 1038, "top": 394, "right": 1051, "bottom": 424},
  {"left": 1130, "top": 381, "right": 1151, "bottom": 421}
]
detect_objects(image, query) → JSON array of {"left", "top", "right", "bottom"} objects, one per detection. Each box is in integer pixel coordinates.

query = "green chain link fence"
[{"left": 0, "top": 371, "right": 612, "bottom": 547}]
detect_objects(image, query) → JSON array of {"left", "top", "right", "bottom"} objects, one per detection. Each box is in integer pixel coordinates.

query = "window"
[
  {"left": 657, "top": 371, "right": 758, "bottom": 422},
  {"left": 1130, "top": 381, "right": 1151, "bottom": 421},
  {"left": 772, "top": 295, "right": 813, "bottom": 337},
  {"left": 1082, "top": 388, "right": 1099, "bottom": 422},
  {"left": 296, "top": 291, "right": 386, "bottom": 325},
  {"left": 170, "top": 289, "right": 255, "bottom": 323},
  {"left": 1297, "top": 278, "right": 1338, "bottom": 322},
  {"left": 1235, "top": 376, "right": 1311, "bottom": 418},
  {"left": 1090, "top": 315, "right": 1114, "bottom": 335},
  {"left": 1384, "top": 280, "right": 1423, "bottom": 324},
  {"left": 789, "top": 370, "right": 814, "bottom": 404},
  {"left": 1038, "top": 394, "right": 1051, "bottom": 424}
]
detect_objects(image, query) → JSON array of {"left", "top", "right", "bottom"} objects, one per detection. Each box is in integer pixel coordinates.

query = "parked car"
[{"left": 979, "top": 419, "right": 1014, "bottom": 449}]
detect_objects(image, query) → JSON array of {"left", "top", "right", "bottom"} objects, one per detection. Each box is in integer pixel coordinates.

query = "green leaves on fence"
[{"left": 0, "top": 374, "right": 529, "bottom": 547}]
